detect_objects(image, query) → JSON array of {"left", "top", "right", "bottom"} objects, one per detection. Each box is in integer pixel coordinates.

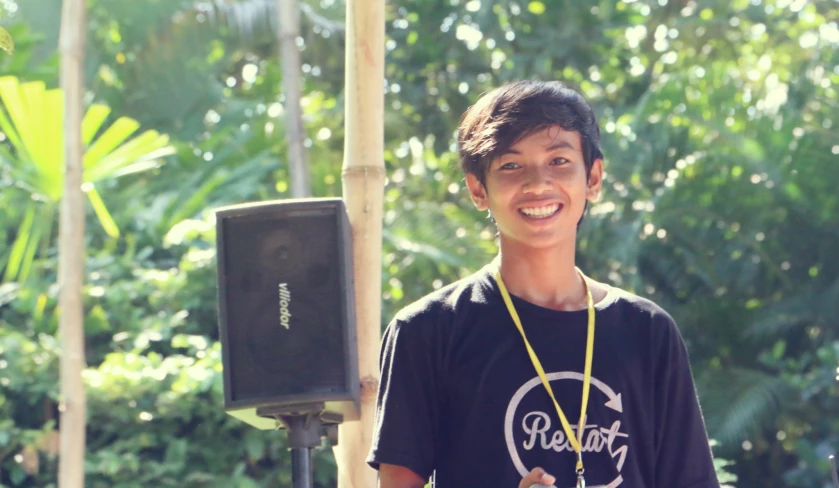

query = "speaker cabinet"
[{"left": 215, "top": 198, "right": 359, "bottom": 429}]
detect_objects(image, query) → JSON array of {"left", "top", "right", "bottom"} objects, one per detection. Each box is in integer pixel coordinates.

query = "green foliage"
[
  {"left": 0, "top": 76, "right": 174, "bottom": 282},
  {"left": 714, "top": 451, "right": 739, "bottom": 488},
  {"left": 1, "top": 0, "right": 838, "bottom": 487}
]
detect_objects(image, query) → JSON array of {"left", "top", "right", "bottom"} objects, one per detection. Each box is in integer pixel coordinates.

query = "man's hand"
[{"left": 518, "top": 467, "right": 556, "bottom": 488}]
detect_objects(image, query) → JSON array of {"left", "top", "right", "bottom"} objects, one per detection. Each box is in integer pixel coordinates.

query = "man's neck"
[{"left": 496, "top": 237, "right": 588, "bottom": 312}]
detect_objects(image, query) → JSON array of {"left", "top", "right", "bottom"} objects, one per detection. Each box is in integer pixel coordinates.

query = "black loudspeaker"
[{"left": 215, "top": 198, "right": 359, "bottom": 429}]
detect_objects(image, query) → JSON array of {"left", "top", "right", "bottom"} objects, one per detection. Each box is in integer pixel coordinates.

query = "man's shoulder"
[
  {"left": 605, "top": 284, "right": 677, "bottom": 327},
  {"left": 601, "top": 286, "right": 687, "bottom": 358},
  {"left": 391, "top": 264, "right": 496, "bottom": 327}
]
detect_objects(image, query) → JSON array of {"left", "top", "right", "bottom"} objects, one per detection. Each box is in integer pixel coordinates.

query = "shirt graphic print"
[{"left": 505, "top": 371, "right": 628, "bottom": 488}]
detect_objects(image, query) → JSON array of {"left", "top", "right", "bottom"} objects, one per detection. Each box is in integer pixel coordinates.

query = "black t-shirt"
[{"left": 367, "top": 263, "right": 720, "bottom": 488}]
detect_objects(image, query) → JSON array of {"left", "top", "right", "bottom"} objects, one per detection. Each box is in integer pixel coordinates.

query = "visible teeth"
[{"left": 520, "top": 204, "right": 559, "bottom": 218}]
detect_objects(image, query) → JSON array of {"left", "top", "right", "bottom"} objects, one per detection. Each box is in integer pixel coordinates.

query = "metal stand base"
[{"left": 257, "top": 403, "right": 343, "bottom": 488}]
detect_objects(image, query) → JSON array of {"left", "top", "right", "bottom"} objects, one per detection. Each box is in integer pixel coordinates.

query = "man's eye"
[
  {"left": 551, "top": 157, "right": 569, "bottom": 165},
  {"left": 500, "top": 162, "right": 519, "bottom": 170}
]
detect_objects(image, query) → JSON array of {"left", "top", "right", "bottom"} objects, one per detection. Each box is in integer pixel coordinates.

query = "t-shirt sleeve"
[
  {"left": 366, "top": 315, "right": 442, "bottom": 481},
  {"left": 653, "top": 313, "right": 721, "bottom": 488}
]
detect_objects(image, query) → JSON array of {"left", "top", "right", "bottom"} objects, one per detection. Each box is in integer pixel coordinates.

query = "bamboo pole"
[
  {"left": 335, "top": 0, "right": 385, "bottom": 486},
  {"left": 57, "top": 0, "right": 86, "bottom": 486},
  {"left": 278, "top": 0, "right": 311, "bottom": 197}
]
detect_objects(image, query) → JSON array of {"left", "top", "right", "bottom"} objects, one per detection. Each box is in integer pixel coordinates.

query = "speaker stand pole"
[{"left": 290, "top": 445, "right": 312, "bottom": 488}]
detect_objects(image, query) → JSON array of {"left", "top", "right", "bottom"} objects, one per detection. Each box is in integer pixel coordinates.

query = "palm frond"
[
  {"left": 698, "top": 367, "right": 791, "bottom": 447},
  {"left": 0, "top": 76, "right": 172, "bottom": 281},
  {"left": 745, "top": 276, "right": 839, "bottom": 337}
]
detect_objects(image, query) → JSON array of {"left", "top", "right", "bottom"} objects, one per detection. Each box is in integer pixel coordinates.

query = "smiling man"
[{"left": 366, "top": 81, "right": 721, "bottom": 488}]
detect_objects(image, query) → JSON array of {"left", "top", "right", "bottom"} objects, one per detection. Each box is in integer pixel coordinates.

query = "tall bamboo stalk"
[
  {"left": 57, "top": 0, "right": 86, "bottom": 486},
  {"left": 334, "top": 0, "right": 385, "bottom": 486},
  {"left": 278, "top": 0, "right": 311, "bottom": 197}
]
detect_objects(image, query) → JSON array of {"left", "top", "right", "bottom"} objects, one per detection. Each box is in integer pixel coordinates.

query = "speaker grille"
[{"left": 218, "top": 203, "right": 350, "bottom": 406}]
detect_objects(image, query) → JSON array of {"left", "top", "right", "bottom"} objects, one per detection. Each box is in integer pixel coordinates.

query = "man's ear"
[
  {"left": 465, "top": 173, "right": 489, "bottom": 211},
  {"left": 586, "top": 158, "right": 604, "bottom": 202}
]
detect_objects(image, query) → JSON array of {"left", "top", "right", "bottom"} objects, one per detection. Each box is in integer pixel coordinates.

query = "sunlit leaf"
[
  {"left": 86, "top": 185, "right": 120, "bottom": 238},
  {"left": 83, "top": 117, "right": 141, "bottom": 171},
  {"left": 82, "top": 104, "right": 112, "bottom": 145},
  {"left": 3, "top": 205, "right": 35, "bottom": 281},
  {"left": 0, "top": 76, "right": 173, "bottom": 280},
  {"left": 0, "top": 26, "right": 14, "bottom": 54},
  {"left": 17, "top": 224, "right": 39, "bottom": 282},
  {"left": 87, "top": 131, "right": 171, "bottom": 182}
]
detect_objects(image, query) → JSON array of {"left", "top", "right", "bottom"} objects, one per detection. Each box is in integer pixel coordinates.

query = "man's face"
[{"left": 465, "top": 125, "right": 603, "bottom": 251}]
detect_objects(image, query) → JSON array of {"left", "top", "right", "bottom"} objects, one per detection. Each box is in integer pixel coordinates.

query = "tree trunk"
[
  {"left": 334, "top": 0, "right": 385, "bottom": 487},
  {"left": 57, "top": 0, "right": 86, "bottom": 487},
  {"left": 278, "top": 0, "right": 310, "bottom": 197}
]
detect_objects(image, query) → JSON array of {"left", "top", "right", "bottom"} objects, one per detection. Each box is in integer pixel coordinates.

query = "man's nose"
[{"left": 523, "top": 166, "right": 552, "bottom": 194}]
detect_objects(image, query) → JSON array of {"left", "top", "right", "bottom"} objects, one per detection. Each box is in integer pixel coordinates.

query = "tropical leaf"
[
  {"left": 4, "top": 206, "right": 35, "bottom": 281},
  {"left": 0, "top": 76, "right": 175, "bottom": 281},
  {"left": 86, "top": 185, "right": 120, "bottom": 238}
]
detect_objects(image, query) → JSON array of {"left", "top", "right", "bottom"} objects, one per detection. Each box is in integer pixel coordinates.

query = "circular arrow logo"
[{"left": 504, "top": 372, "right": 628, "bottom": 488}]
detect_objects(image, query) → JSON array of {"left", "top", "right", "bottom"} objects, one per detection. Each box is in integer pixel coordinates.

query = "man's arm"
[
  {"left": 378, "top": 464, "right": 426, "bottom": 488},
  {"left": 366, "top": 317, "right": 441, "bottom": 481}
]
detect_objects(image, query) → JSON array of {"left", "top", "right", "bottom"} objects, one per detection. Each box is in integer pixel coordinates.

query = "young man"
[{"left": 366, "top": 81, "right": 720, "bottom": 488}]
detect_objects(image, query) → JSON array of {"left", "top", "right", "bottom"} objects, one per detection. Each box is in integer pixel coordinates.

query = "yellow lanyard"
[{"left": 494, "top": 268, "right": 595, "bottom": 486}]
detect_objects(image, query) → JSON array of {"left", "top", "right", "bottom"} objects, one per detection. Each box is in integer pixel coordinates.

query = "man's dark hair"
[{"left": 458, "top": 80, "right": 604, "bottom": 187}]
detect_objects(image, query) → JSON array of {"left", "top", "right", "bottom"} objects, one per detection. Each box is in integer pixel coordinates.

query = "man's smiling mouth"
[{"left": 519, "top": 203, "right": 561, "bottom": 218}]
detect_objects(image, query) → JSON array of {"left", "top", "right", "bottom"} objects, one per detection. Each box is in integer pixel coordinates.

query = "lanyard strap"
[{"left": 494, "top": 268, "right": 596, "bottom": 475}]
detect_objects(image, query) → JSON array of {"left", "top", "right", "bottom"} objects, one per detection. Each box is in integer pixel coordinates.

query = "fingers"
[{"left": 518, "top": 467, "right": 556, "bottom": 488}]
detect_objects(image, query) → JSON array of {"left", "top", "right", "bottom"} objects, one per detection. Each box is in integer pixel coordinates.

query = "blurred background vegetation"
[{"left": 0, "top": 0, "right": 837, "bottom": 486}]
